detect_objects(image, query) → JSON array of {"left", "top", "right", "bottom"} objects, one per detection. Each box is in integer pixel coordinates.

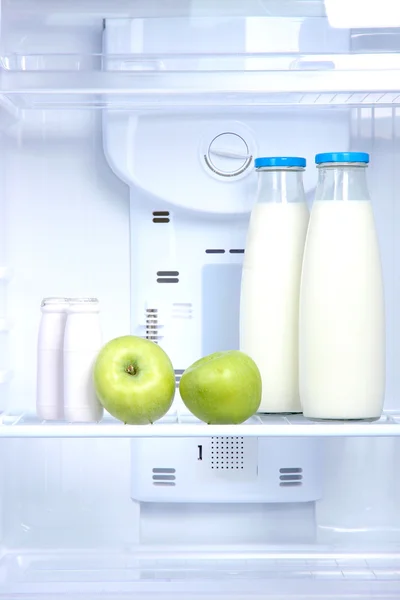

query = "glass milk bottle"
[
  {"left": 37, "top": 297, "right": 69, "bottom": 421},
  {"left": 240, "top": 156, "right": 309, "bottom": 413},
  {"left": 64, "top": 298, "right": 103, "bottom": 423},
  {"left": 299, "top": 152, "right": 385, "bottom": 420}
]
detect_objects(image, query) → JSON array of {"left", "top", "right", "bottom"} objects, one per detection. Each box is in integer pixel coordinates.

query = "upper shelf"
[
  {"left": 2, "top": 411, "right": 400, "bottom": 438},
  {"left": 2, "top": 52, "right": 400, "bottom": 110},
  {"left": 4, "top": 0, "right": 327, "bottom": 19},
  {"left": 3, "top": 2, "right": 400, "bottom": 109}
]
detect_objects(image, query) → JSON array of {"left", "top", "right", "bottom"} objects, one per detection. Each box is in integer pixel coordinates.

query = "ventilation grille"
[
  {"left": 279, "top": 467, "right": 303, "bottom": 487},
  {"left": 172, "top": 303, "right": 193, "bottom": 320},
  {"left": 153, "top": 211, "right": 170, "bottom": 223},
  {"left": 152, "top": 467, "right": 176, "bottom": 487},
  {"left": 157, "top": 271, "right": 179, "bottom": 284},
  {"left": 174, "top": 369, "right": 184, "bottom": 387},
  {"left": 145, "top": 308, "right": 160, "bottom": 344},
  {"left": 211, "top": 437, "right": 244, "bottom": 470},
  {"left": 205, "top": 249, "right": 244, "bottom": 254}
]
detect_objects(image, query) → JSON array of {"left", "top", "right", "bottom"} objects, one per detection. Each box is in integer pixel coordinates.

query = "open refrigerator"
[{"left": 1, "top": 0, "right": 400, "bottom": 598}]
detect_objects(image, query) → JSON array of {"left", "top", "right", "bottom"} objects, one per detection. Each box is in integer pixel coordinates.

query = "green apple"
[
  {"left": 179, "top": 351, "right": 261, "bottom": 424},
  {"left": 93, "top": 336, "right": 175, "bottom": 425}
]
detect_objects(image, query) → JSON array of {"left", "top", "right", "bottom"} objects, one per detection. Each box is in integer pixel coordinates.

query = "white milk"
[
  {"left": 299, "top": 200, "right": 385, "bottom": 420},
  {"left": 240, "top": 201, "right": 309, "bottom": 412}
]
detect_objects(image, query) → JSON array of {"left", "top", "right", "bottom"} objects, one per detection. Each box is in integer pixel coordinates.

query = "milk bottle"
[
  {"left": 299, "top": 152, "right": 385, "bottom": 420},
  {"left": 240, "top": 157, "right": 309, "bottom": 413}
]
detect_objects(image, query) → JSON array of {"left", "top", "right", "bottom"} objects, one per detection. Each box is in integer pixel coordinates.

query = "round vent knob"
[{"left": 205, "top": 132, "right": 253, "bottom": 178}]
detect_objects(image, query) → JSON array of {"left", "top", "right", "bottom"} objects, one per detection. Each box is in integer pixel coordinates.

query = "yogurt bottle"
[
  {"left": 240, "top": 156, "right": 309, "bottom": 413},
  {"left": 63, "top": 298, "right": 103, "bottom": 423},
  {"left": 37, "top": 297, "right": 69, "bottom": 421},
  {"left": 299, "top": 152, "right": 385, "bottom": 420}
]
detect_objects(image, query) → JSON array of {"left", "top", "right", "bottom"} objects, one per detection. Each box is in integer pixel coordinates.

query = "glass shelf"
[
  {"left": 3, "top": 549, "right": 400, "bottom": 598},
  {"left": 4, "top": 0, "right": 327, "bottom": 19},
  {"left": 1, "top": 52, "right": 400, "bottom": 109},
  {"left": 2, "top": 411, "right": 400, "bottom": 438}
]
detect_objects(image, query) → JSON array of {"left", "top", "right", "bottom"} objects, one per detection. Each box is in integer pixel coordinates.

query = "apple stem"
[{"left": 126, "top": 364, "right": 137, "bottom": 376}]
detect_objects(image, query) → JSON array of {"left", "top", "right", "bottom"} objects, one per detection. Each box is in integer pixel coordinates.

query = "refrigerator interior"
[{"left": 1, "top": 0, "right": 400, "bottom": 597}]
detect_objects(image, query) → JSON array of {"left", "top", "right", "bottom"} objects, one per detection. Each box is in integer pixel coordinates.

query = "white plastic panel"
[
  {"left": 103, "top": 111, "right": 349, "bottom": 212},
  {"left": 130, "top": 437, "right": 322, "bottom": 503}
]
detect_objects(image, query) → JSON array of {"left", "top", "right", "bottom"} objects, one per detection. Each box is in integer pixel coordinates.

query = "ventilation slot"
[
  {"left": 157, "top": 271, "right": 179, "bottom": 284},
  {"left": 280, "top": 468, "right": 302, "bottom": 474},
  {"left": 153, "top": 211, "right": 170, "bottom": 223},
  {"left": 174, "top": 369, "right": 185, "bottom": 387},
  {"left": 211, "top": 436, "right": 244, "bottom": 470},
  {"left": 152, "top": 468, "right": 176, "bottom": 487},
  {"left": 172, "top": 303, "right": 193, "bottom": 320},
  {"left": 145, "top": 308, "right": 160, "bottom": 344},
  {"left": 153, "top": 482, "right": 175, "bottom": 487},
  {"left": 229, "top": 249, "right": 245, "bottom": 254},
  {"left": 280, "top": 481, "right": 302, "bottom": 487},
  {"left": 206, "top": 249, "right": 225, "bottom": 254},
  {"left": 153, "top": 468, "right": 176, "bottom": 474},
  {"left": 279, "top": 467, "right": 303, "bottom": 487}
]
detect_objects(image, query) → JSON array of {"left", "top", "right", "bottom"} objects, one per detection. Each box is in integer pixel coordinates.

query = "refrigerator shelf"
[
  {"left": 2, "top": 53, "right": 400, "bottom": 109},
  {"left": 3, "top": 0, "right": 327, "bottom": 19},
  {"left": 2, "top": 411, "right": 400, "bottom": 438},
  {"left": 4, "top": 52, "right": 400, "bottom": 72},
  {"left": 3, "top": 549, "right": 400, "bottom": 598}
]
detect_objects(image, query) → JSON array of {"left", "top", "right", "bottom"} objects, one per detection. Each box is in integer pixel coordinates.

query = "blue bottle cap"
[
  {"left": 315, "top": 152, "right": 370, "bottom": 164},
  {"left": 254, "top": 156, "right": 306, "bottom": 169}
]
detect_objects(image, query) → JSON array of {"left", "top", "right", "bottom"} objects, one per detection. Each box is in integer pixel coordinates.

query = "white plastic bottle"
[
  {"left": 240, "top": 156, "right": 309, "bottom": 413},
  {"left": 299, "top": 152, "right": 385, "bottom": 420},
  {"left": 63, "top": 298, "right": 104, "bottom": 423},
  {"left": 37, "top": 297, "right": 70, "bottom": 421}
]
